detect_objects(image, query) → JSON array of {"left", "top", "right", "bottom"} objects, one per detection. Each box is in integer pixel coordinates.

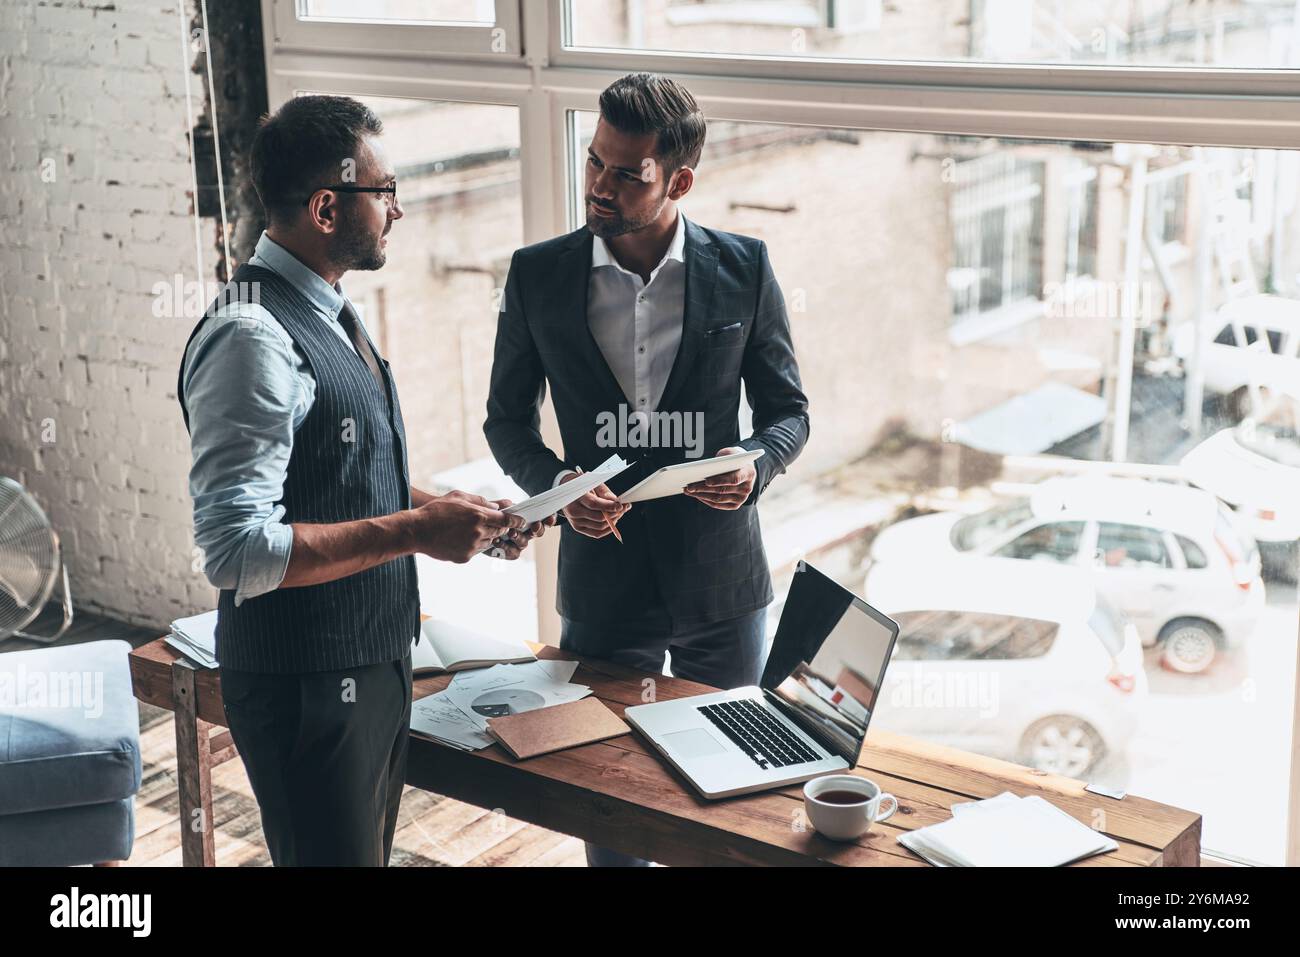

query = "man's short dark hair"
[
  {"left": 249, "top": 94, "right": 384, "bottom": 224},
  {"left": 598, "top": 73, "right": 706, "bottom": 173}
]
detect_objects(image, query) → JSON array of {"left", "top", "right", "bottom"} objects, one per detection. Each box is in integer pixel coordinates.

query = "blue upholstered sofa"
[{"left": 0, "top": 639, "right": 142, "bottom": 866}]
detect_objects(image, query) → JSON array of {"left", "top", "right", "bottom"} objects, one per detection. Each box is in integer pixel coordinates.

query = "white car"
[
  {"left": 868, "top": 477, "right": 1265, "bottom": 674},
  {"left": 1172, "top": 294, "right": 1300, "bottom": 399},
  {"left": 864, "top": 559, "right": 1146, "bottom": 779},
  {"left": 1182, "top": 420, "right": 1300, "bottom": 556}
]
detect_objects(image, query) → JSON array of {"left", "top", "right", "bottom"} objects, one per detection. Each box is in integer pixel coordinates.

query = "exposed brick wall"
[{"left": 0, "top": 0, "right": 216, "bottom": 631}]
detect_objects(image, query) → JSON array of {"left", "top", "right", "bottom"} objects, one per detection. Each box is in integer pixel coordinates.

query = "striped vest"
[{"left": 178, "top": 263, "right": 420, "bottom": 673}]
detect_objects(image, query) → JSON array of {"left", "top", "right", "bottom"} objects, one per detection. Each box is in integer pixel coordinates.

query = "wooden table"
[{"left": 129, "top": 638, "right": 1201, "bottom": 867}]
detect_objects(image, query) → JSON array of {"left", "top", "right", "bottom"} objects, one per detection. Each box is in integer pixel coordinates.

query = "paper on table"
[
  {"left": 899, "top": 793, "right": 1118, "bottom": 867},
  {"left": 444, "top": 661, "right": 592, "bottom": 732},
  {"left": 414, "top": 617, "right": 535, "bottom": 673},
  {"left": 950, "top": 791, "right": 1020, "bottom": 816},
  {"left": 166, "top": 609, "right": 219, "bottom": 668},
  {"left": 165, "top": 633, "right": 217, "bottom": 669},
  {"left": 535, "top": 659, "right": 580, "bottom": 685},
  {"left": 502, "top": 454, "right": 630, "bottom": 523},
  {"left": 410, "top": 691, "right": 494, "bottom": 751}
]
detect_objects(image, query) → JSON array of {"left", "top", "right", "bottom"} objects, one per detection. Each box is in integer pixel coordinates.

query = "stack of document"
[
  {"left": 165, "top": 610, "right": 218, "bottom": 669},
  {"left": 409, "top": 659, "right": 591, "bottom": 751},
  {"left": 898, "top": 791, "right": 1118, "bottom": 867}
]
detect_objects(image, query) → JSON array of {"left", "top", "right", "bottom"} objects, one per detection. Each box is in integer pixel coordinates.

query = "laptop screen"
[{"left": 759, "top": 561, "right": 900, "bottom": 767}]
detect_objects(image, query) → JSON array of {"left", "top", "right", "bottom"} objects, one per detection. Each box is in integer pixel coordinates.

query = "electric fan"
[{"left": 0, "top": 476, "right": 73, "bottom": 643}]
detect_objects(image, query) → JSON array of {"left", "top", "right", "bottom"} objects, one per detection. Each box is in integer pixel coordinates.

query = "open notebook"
[
  {"left": 898, "top": 792, "right": 1118, "bottom": 867},
  {"left": 411, "top": 618, "right": 536, "bottom": 675}
]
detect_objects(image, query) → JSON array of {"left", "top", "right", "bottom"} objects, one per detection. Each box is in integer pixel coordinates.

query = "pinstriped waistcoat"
[{"left": 178, "top": 263, "right": 420, "bottom": 674}]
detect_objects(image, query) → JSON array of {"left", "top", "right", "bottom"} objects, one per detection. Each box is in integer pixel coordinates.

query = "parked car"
[
  {"left": 868, "top": 476, "right": 1265, "bottom": 673},
  {"left": 1172, "top": 294, "right": 1300, "bottom": 404},
  {"left": 1182, "top": 419, "right": 1300, "bottom": 582},
  {"left": 864, "top": 559, "right": 1146, "bottom": 779}
]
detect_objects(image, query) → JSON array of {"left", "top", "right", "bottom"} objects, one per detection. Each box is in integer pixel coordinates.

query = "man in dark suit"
[{"left": 484, "top": 73, "right": 810, "bottom": 865}]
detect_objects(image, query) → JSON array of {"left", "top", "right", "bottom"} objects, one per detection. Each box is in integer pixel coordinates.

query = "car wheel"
[
  {"left": 1159, "top": 619, "right": 1219, "bottom": 674},
  {"left": 1019, "top": 716, "right": 1105, "bottom": 779},
  {"left": 1261, "top": 542, "right": 1299, "bottom": 585}
]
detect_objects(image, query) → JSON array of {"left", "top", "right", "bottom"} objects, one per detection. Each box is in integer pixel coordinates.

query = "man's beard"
[
  {"left": 332, "top": 208, "right": 387, "bottom": 272},
  {"left": 585, "top": 193, "right": 665, "bottom": 239}
]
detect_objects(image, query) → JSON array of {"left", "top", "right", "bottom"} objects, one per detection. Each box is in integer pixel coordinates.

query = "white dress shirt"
[{"left": 554, "top": 211, "right": 688, "bottom": 487}]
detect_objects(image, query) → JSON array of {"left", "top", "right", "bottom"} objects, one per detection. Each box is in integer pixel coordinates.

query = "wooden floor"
[{"left": 6, "top": 608, "right": 587, "bottom": 867}]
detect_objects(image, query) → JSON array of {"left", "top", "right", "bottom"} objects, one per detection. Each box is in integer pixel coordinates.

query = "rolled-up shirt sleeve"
[{"left": 182, "top": 307, "right": 307, "bottom": 606}]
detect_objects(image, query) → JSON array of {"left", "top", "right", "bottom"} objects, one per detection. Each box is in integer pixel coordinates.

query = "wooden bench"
[{"left": 128, "top": 638, "right": 1200, "bottom": 867}]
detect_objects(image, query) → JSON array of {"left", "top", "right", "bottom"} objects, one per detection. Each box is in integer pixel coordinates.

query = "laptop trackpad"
[{"left": 664, "top": 728, "right": 727, "bottom": 760}]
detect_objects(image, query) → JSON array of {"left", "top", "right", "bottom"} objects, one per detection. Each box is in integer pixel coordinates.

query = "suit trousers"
[
  {"left": 219, "top": 652, "right": 412, "bottom": 866},
  {"left": 560, "top": 606, "right": 767, "bottom": 867}
]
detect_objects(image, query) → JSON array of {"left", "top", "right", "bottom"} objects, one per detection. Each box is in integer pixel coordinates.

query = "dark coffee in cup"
[{"left": 816, "top": 789, "right": 870, "bottom": 805}]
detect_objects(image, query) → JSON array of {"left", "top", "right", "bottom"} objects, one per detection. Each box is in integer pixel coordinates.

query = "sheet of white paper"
[
  {"left": 418, "top": 618, "right": 534, "bottom": 670},
  {"left": 535, "top": 659, "right": 580, "bottom": 684},
  {"left": 164, "top": 632, "right": 218, "bottom": 669},
  {"left": 502, "top": 454, "right": 630, "bottom": 523},
  {"left": 443, "top": 661, "right": 593, "bottom": 731},
  {"left": 904, "top": 794, "right": 1117, "bottom": 867},
  {"left": 950, "top": 791, "right": 1020, "bottom": 816},
  {"left": 410, "top": 691, "right": 494, "bottom": 750},
  {"left": 169, "top": 610, "right": 218, "bottom": 651}
]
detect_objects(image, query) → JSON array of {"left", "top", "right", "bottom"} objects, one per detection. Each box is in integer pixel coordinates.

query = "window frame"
[{"left": 267, "top": 0, "right": 522, "bottom": 59}]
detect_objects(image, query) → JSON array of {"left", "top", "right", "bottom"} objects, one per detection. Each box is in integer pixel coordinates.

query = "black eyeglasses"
[{"left": 302, "top": 181, "right": 398, "bottom": 207}]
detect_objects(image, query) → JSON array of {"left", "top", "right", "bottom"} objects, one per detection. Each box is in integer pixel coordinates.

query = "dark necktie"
[{"left": 337, "top": 301, "right": 386, "bottom": 394}]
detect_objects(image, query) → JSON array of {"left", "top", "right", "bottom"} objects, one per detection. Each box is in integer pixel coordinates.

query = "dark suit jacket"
[{"left": 484, "top": 219, "right": 810, "bottom": 628}]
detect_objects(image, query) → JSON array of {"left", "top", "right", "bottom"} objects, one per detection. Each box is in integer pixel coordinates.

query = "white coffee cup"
[{"left": 803, "top": 774, "right": 897, "bottom": 841}]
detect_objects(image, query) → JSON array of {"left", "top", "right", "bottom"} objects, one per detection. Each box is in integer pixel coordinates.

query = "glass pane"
[
  {"left": 320, "top": 94, "right": 533, "bottom": 639},
  {"left": 304, "top": 0, "right": 495, "bottom": 24},
  {"left": 994, "top": 521, "right": 1085, "bottom": 563},
  {"left": 1094, "top": 523, "right": 1172, "bottom": 569},
  {"left": 567, "top": 0, "right": 1300, "bottom": 67},
  {"left": 570, "top": 109, "right": 1300, "bottom": 861}
]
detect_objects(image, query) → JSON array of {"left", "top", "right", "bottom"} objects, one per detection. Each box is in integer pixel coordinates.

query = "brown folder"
[{"left": 486, "top": 697, "right": 630, "bottom": 760}]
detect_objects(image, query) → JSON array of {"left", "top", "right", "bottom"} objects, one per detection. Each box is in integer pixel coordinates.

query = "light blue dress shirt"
[{"left": 181, "top": 232, "right": 367, "bottom": 606}]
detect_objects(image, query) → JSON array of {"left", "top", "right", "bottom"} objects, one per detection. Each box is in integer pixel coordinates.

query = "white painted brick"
[{"left": 0, "top": 1, "right": 247, "bottom": 630}]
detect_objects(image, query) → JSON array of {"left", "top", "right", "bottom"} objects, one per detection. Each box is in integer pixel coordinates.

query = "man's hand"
[
  {"left": 483, "top": 500, "right": 555, "bottom": 559},
  {"left": 408, "top": 490, "right": 528, "bottom": 563},
  {"left": 683, "top": 447, "right": 757, "bottom": 510},
  {"left": 559, "top": 472, "right": 629, "bottom": 539}
]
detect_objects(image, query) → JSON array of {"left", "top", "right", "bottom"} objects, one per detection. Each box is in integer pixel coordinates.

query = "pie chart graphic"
[{"left": 471, "top": 688, "right": 546, "bottom": 718}]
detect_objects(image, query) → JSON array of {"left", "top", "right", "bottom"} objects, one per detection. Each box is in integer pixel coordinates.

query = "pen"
[{"left": 576, "top": 465, "right": 622, "bottom": 543}]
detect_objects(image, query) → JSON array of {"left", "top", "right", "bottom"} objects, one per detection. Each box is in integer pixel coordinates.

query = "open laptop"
[{"left": 624, "top": 561, "right": 900, "bottom": 800}]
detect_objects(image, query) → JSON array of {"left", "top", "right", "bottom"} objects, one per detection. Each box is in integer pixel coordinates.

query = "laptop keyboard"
[{"left": 698, "top": 699, "right": 822, "bottom": 770}]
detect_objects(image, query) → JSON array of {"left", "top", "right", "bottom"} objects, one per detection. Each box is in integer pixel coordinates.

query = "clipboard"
[{"left": 616, "top": 449, "right": 764, "bottom": 504}]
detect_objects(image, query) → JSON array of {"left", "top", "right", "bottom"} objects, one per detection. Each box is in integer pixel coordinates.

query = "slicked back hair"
[{"left": 598, "top": 73, "right": 706, "bottom": 174}]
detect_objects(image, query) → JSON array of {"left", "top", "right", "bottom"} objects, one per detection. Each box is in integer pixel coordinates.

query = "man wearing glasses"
[{"left": 178, "top": 94, "right": 545, "bottom": 866}]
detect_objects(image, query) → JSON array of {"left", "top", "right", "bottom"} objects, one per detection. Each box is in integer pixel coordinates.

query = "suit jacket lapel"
[
  {"left": 658, "top": 218, "right": 718, "bottom": 413},
  {"left": 555, "top": 229, "right": 627, "bottom": 412}
]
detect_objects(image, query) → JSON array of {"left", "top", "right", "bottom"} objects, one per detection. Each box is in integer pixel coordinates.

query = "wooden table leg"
[{"left": 172, "top": 659, "right": 217, "bottom": 867}]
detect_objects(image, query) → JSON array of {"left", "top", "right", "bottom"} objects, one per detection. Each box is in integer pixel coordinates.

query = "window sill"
[{"left": 950, "top": 297, "right": 1047, "bottom": 347}]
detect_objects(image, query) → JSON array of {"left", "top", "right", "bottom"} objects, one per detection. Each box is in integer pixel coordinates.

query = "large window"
[
  {"left": 566, "top": 0, "right": 1300, "bottom": 67},
  {"left": 305, "top": 94, "right": 537, "bottom": 642},
  {"left": 302, "top": 0, "right": 496, "bottom": 23},
  {"left": 260, "top": 0, "right": 1300, "bottom": 865}
]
